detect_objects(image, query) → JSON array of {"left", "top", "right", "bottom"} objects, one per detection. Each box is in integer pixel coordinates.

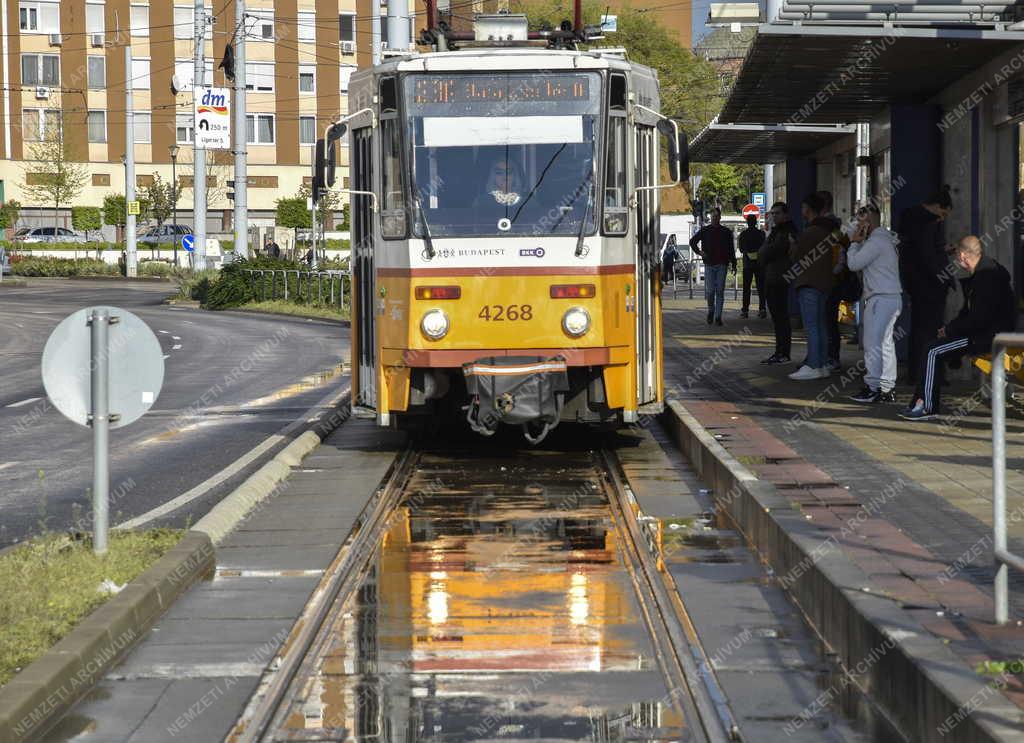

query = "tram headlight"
[
  {"left": 562, "top": 307, "right": 590, "bottom": 338},
  {"left": 420, "top": 309, "right": 450, "bottom": 340}
]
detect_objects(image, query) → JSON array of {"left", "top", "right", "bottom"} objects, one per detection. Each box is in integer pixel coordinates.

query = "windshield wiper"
[
  {"left": 574, "top": 174, "right": 594, "bottom": 257},
  {"left": 416, "top": 194, "right": 436, "bottom": 259}
]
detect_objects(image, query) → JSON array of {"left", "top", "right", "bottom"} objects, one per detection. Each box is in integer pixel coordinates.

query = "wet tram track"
[{"left": 229, "top": 437, "right": 740, "bottom": 742}]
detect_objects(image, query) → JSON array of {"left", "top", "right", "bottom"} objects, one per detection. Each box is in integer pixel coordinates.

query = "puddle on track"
[{"left": 273, "top": 446, "right": 696, "bottom": 741}]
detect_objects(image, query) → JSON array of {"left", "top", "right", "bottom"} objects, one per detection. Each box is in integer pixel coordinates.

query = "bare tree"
[{"left": 21, "top": 128, "right": 88, "bottom": 231}]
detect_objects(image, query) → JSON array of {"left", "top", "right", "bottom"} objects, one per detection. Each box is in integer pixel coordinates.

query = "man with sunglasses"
[{"left": 846, "top": 203, "right": 902, "bottom": 403}]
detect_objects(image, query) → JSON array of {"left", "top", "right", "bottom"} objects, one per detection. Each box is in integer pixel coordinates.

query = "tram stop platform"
[{"left": 660, "top": 290, "right": 1024, "bottom": 716}]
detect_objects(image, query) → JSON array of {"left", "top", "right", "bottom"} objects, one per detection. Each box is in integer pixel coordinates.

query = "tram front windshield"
[{"left": 405, "top": 73, "right": 601, "bottom": 237}]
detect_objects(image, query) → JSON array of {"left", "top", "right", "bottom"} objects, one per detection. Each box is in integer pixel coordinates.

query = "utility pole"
[
  {"left": 193, "top": 0, "right": 208, "bottom": 271},
  {"left": 233, "top": 0, "right": 248, "bottom": 257},
  {"left": 387, "top": 0, "right": 410, "bottom": 51},
  {"left": 371, "top": 0, "right": 382, "bottom": 64},
  {"left": 125, "top": 45, "right": 137, "bottom": 278}
]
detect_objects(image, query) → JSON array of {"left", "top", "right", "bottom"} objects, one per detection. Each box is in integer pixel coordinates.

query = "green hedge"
[
  {"left": 0, "top": 240, "right": 121, "bottom": 252},
  {"left": 11, "top": 257, "right": 118, "bottom": 277}
]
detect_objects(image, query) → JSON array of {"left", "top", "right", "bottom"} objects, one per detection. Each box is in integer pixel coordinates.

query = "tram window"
[
  {"left": 603, "top": 74, "right": 628, "bottom": 235},
  {"left": 379, "top": 76, "right": 406, "bottom": 238}
]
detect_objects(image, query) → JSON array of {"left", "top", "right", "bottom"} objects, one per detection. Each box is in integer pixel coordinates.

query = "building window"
[
  {"left": 174, "top": 59, "right": 213, "bottom": 91},
  {"left": 297, "top": 11, "right": 316, "bottom": 42},
  {"left": 87, "top": 110, "right": 106, "bottom": 143},
  {"left": 131, "top": 58, "right": 150, "bottom": 89},
  {"left": 176, "top": 114, "right": 194, "bottom": 144},
  {"left": 245, "top": 10, "right": 273, "bottom": 41},
  {"left": 130, "top": 4, "right": 148, "bottom": 37},
  {"left": 299, "top": 65, "right": 315, "bottom": 94},
  {"left": 21, "top": 54, "right": 60, "bottom": 86},
  {"left": 300, "top": 116, "right": 315, "bottom": 145},
  {"left": 134, "top": 112, "right": 151, "bottom": 143},
  {"left": 22, "top": 108, "right": 60, "bottom": 141},
  {"left": 88, "top": 56, "right": 105, "bottom": 89},
  {"left": 340, "top": 66, "right": 354, "bottom": 93},
  {"left": 246, "top": 113, "right": 275, "bottom": 144},
  {"left": 86, "top": 2, "right": 104, "bottom": 34},
  {"left": 244, "top": 62, "right": 274, "bottom": 92},
  {"left": 174, "top": 5, "right": 212, "bottom": 40},
  {"left": 339, "top": 13, "right": 355, "bottom": 42},
  {"left": 19, "top": 2, "right": 58, "bottom": 33}
]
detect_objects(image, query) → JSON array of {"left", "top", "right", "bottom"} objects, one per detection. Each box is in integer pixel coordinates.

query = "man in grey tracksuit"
[{"left": 846, "top": 204, "right": 902, "bottom": 403}]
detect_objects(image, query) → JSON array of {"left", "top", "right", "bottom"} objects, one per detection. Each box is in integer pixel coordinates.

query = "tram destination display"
[{"left": 413, "top": 75, "right": 590, "bottom": 105}]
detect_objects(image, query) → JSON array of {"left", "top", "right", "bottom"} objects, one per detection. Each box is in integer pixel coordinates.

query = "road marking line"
[
  {"left": 172, "top": 335, "right": 181, "bottom": 340},
  {"left": 0, "top": 462, "right": 18, "bottom": 471},
  {"left": 163, "top": 354, "right": 171, "bottom": 359},
  {"left": 181, "top": 320, "right": 194, "bottom": 324},
  {"left": 172, "top": 344, "right": 182, "bottom": 350},
  {"left": 159, "top": 330, "right": 169, "bottom": 334},
  {"left": 7, "top": 397, "right": 41, "bottom": 408},
  {"left": 115, "top": 383, "right": 350, "bottom": 530}
]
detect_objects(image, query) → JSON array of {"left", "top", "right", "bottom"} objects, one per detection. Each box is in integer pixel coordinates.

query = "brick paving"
[{"left": 660, "top": 291, "right": 1024, "bottom": 709}]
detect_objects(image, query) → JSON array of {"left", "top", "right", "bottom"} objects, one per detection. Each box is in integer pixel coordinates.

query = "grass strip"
[
  {"left": 0, "top": 529, "right": 183, "bottom": 686},
  {"left": 234, "top": 299, "right": 350, "bottom": 322}
]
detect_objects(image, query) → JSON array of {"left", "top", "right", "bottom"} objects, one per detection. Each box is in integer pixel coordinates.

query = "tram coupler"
[{"left": 463, "top": 356, "right": 569, "bottom": 443}]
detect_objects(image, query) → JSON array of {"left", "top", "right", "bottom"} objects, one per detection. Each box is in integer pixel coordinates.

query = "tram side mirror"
[{"left": 657, "top": 119, "right": 689, "bottom": 182}]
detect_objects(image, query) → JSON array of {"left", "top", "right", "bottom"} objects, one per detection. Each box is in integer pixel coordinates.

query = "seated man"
[{"left": 901, "top": 236, "right": 1017, "bottom": 421}]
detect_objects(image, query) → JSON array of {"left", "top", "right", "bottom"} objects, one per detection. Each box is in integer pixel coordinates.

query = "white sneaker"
[{"left": 788, "top": 365, "right": 826, "bottom": 380}]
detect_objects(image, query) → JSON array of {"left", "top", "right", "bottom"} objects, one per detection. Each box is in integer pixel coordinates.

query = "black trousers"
[
  {"left": 913, "top": 336, "right": 970, "bottom": 413},
  {"left": 907, "top": 289, "right": 946, "bottom": 384},
  {"left": 742, "top": 257, "right": 765, "bottom": 312},
  {"left": 765, "top": 281, "right": 791, "bottom": 357}
]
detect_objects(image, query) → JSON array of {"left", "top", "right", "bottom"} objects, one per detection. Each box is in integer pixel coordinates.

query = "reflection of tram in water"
[
  {"left": 301, "top": 494, "right": 686, "bottom": 739},
  {"left": 318, "top": 7, "right": 688, "bottom": 443}
]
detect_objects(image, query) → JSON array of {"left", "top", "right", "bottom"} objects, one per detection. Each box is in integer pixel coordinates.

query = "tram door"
[
  {"left": 352, "top": 125, "right": 377, "bottom": 413},
  {"left": 634, "top": 123, "right": 659, "bottom": 406}
]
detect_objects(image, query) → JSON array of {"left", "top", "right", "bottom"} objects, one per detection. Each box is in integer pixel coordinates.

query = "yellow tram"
[{"left": 319, "top": 15, "right": 687, "bottom": 442}]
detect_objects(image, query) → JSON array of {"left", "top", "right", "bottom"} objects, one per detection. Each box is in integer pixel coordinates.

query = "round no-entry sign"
[{"left": 742, "top": 204, "right": 760, "bottom": 218}]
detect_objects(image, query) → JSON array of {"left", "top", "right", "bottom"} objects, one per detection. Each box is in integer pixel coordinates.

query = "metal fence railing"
[
  {"left": 992, "top": 332, "right": 1024, "bottom": 624},
  {"left": 242, "top": 269, "right": 350, "bottom": 310}
]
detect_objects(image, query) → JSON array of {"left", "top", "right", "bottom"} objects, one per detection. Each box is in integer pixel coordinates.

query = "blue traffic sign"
[
  {"left": 181, "top": 234, "right": 195, "bottom": 253},
  {"left": 752, "top": 192, "right": 767, "bottom": 207}
]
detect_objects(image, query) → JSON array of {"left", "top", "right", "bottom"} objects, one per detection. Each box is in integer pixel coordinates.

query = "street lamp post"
[
  {"left": 169, "top": 145, "right": 180, "bottom": 266},
  {"left": 120, "top": 153, "right": 127, "bottom": 245}
]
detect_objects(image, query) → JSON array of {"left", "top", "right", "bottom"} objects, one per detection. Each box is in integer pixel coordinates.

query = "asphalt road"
[{"left": 0, "top": 279, "right": 349, "bottom": 546}]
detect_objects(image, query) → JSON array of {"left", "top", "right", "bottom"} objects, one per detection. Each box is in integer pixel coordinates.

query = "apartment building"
[{"left": 1, "top": 0, "right": 359, "bottom": 234}]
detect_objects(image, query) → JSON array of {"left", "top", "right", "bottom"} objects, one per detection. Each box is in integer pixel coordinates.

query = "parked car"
[
  {"left": 139, "top": 224, "right": 192, "bottom": 245},
  {"left": 12, "top": 226, "right": 86, "bottom": 243}
]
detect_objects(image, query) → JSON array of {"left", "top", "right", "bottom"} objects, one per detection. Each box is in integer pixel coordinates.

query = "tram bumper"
[{"left": 463, "top": 356, "right": 569, "bottom": 443}]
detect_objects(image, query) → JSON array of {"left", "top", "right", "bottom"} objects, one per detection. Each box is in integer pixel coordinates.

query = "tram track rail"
[{"left": 229, "top": 440, "right": 742, "bottom": 742}]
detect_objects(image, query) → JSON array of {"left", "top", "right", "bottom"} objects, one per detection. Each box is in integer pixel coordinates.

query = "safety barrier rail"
[
  {"left": 242, "top": 269, "right": 350, "bottom": 309},
  {"left": 992, "top": 332, "right": 1024, "bottom": 624}
]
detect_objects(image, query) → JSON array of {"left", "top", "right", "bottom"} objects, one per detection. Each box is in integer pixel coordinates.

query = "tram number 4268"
[{"left": 478, "top": 304, "right": 533, "bottom": 321}]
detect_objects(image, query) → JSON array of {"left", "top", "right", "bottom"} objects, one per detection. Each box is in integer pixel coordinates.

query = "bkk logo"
[{"left": 519, "top": 247, "right": 545, "bottom": 258}]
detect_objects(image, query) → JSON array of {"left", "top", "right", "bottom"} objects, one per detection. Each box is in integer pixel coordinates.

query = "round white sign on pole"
[{"left": 41, "top": 306, "right": 165, "bottom": 429}]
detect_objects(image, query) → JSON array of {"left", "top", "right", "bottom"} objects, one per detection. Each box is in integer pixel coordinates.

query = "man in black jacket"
[
  {"left": 901, "top": 236, "right": 1017, "bottom": 421},
  {"left": 738, "top": 214, "right": 766, "bottom": 319},
  {"left": 898, "top": 186, "right": 954, "bottom": 382},
  {"left": 758, "top": 202, "right": 797, "bottom": 363}
]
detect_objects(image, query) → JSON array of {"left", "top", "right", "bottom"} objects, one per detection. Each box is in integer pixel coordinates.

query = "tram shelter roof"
[
  {"left": 689, "top": 121, "right": 856, "bottom": 163},
  {"left": 719, "top": 24, "right": 1024, "bottom": 125}
]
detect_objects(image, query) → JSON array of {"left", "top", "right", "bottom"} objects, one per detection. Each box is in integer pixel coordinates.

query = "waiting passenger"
[
  {"left": 788, "top": 193, "right": 836, "bottom": 380},
  {"left": 738, "top": 214, "right": 766, "bottom": 319},
  {"left": 758, "top": 202, "right": 797, "bottom": 364},
  {"left": 901, "top": 236, "right": 1017, "bottom": 421},
  {"left": 690, "top": 207, "right": 736, "bottom": 326},
  {"left": 846, "top": 204, "right": 901, "bottom": 403}
]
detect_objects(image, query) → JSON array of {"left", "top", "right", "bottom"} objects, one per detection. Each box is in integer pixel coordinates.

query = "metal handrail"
[
  {"left": 992, "top": 332, "right": 1024, "bottom": 624},
  {"left": 241, "top": 269, "right": 349, "bottom": 309}
]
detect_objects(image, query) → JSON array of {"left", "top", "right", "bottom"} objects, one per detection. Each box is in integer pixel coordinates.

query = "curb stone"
[
  {"left": 662, "top": 399, "right": 1024, "bottom": 742},
  {"left": 0, "top": 532, "right": 215, "bottom": 743}
]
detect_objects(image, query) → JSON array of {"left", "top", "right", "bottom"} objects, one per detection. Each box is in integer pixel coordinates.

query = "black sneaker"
[
  {"left": 707, "top": 311, "right": 714, "bottom": 325},
  {"left": 849, "top": 385, "right": 881, "bottom": 403},
  {"left": 715, "top": 317, "right": 723, "bottom": 326},
  {"left": 761, "top": 353, "right": 790, "bottom": 365},
  {"left": 878, "top": 390, "right": 896, "bottom": 403},
  {"left": 740, "top": 309, "right": 749, "bottom": 319},
  {"left": 758, "top": 310, "right": 767, "bottom": 319}
]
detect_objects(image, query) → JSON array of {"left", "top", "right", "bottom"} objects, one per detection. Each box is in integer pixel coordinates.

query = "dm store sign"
[{"left": 194, "top": 87, "right": 230, "bottom": 150}]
